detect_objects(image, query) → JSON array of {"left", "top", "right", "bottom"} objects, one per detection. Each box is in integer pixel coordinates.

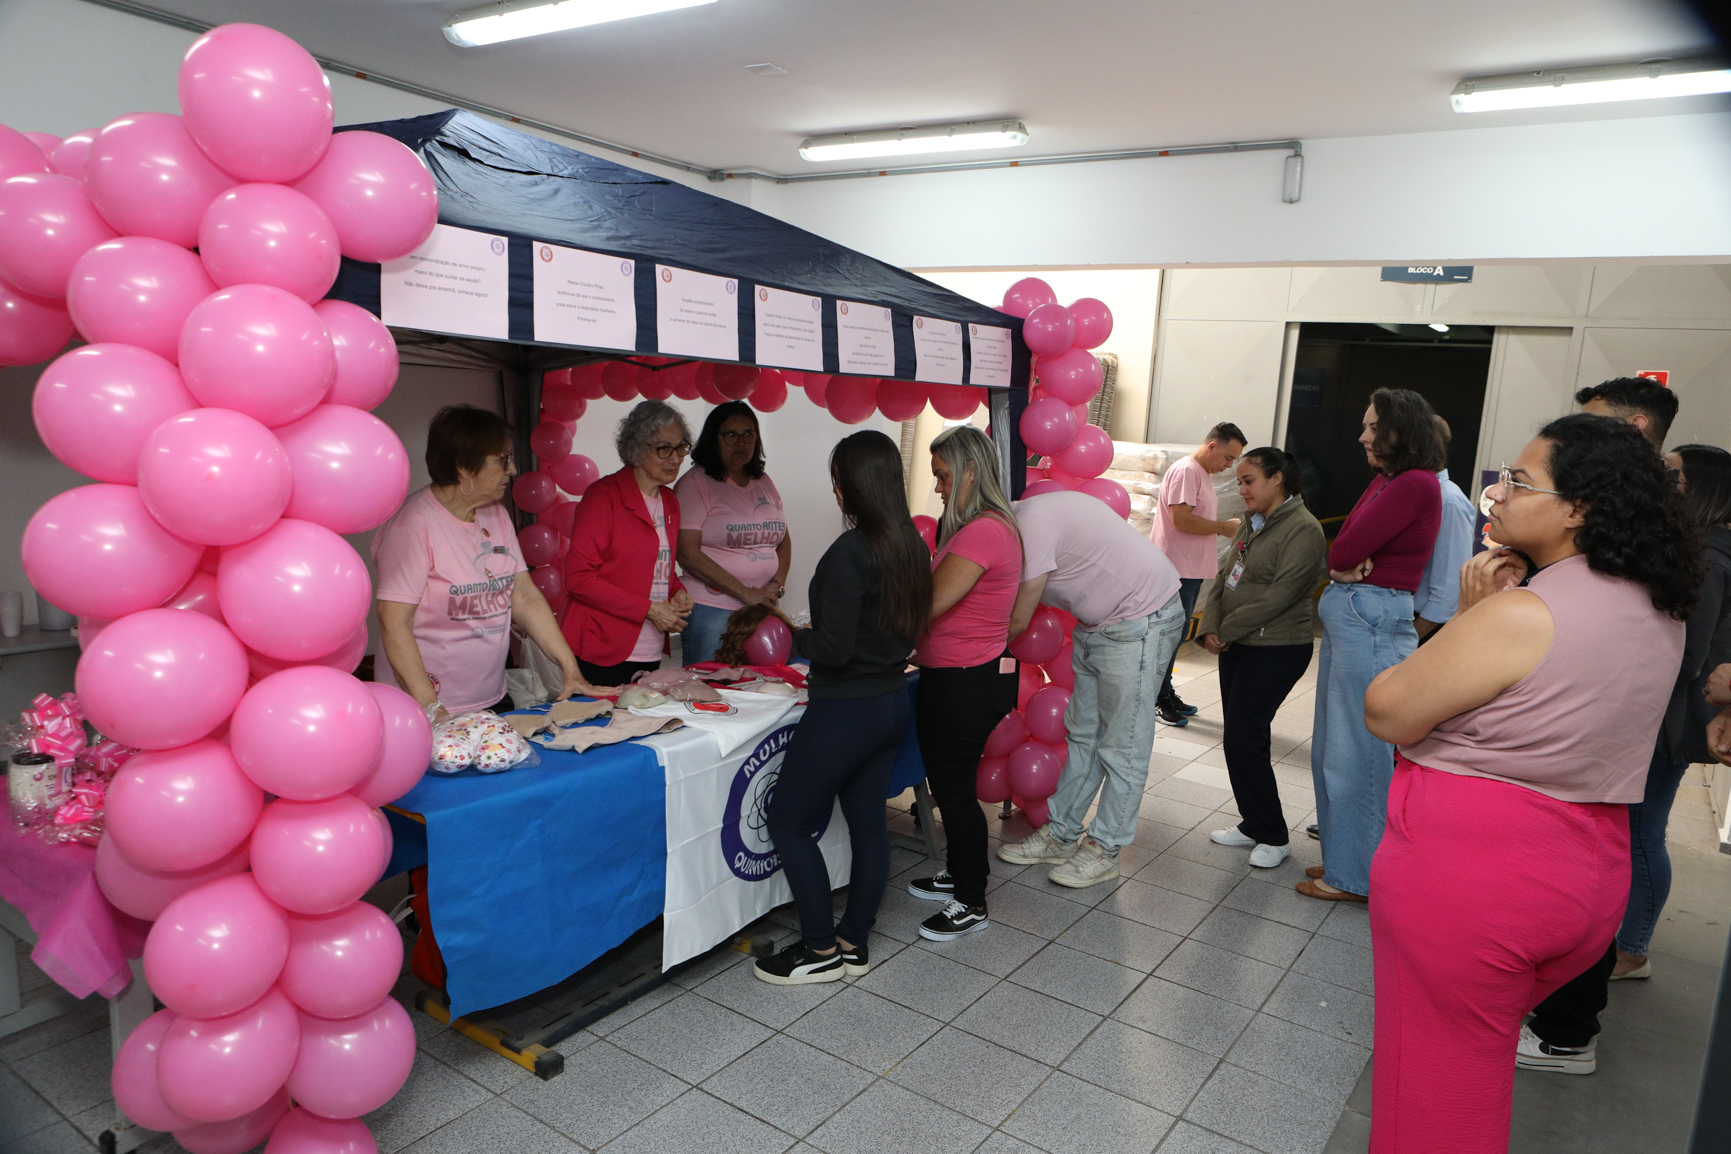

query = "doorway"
[{"left": 1282, "top": 322, "right": 1492, "bottom": 526}]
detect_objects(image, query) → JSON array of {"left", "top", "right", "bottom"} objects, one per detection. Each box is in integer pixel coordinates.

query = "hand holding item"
[
  {"left": 1221, "top": 517, "right": 1243, "bottom": 538},
  {"left": 1458, "top": 547, "right": 1527, "bottom": 614},
  {"left": 1708, "top": 706, "right": 1731, "bottom": 766},
  {"left": 1202, "top": 633, "right": 1227, "bottom": 656},
  {"left": 1705, "top": 662, "right": 1731, "bottom": 708},
  {"left": 1329, "top": 558, "right": 1373, "bottom": 585}
]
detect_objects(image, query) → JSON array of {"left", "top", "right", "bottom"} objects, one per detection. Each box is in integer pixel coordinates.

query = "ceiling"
[{"left": 117, "top": 0, "right": 1725, "bottom": 175}]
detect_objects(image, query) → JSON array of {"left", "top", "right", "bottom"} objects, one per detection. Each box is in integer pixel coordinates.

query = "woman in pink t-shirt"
[
  {"left": 674, "top": 402, "right": 792, "bottom": 665},
  {"left": 905, "top": 426, "right": 1023, "bottom": 942}
]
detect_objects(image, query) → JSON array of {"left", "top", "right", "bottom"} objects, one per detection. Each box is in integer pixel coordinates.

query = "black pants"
[
  {"left": 917, "top": 659, "right": 1018, "bottom": 908},
  {"left": 767, "top": 689, "right": 909, "bottom": 951},
  {"left": 1159, "top": 577, "right": 1205, "bottom": 700},
  {"left": 485, "top": 692, "right": 517, "bottom": 713},
  {"left": 1219, "top": 642, "right": 1313, "bottom": 846},
  {"left": 1528, "top": 940, "right": 1617, "bottom": 1048},
  {"left": 578, "top": 657, "right": 661, "bottom": 687}
]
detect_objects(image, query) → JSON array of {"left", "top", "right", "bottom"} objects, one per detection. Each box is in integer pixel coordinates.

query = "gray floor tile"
[
  {"left": 0, "top": 1120, "right": 92, "bottom": 1154},
  {"left": 987, "top": 883, "right": 1092, "bottom": 938},
  {"left": 1002, "top": 1070, "right": 1175, "bottom": 1154},
  {"left": 1238, "top": 845, "right": 1325, "bottom": 890},
  {"left": 609, "top": 991, "right": 774, "bottom": 1083},
  {"left": 366, "top": 1050, "right": 496, "bottom": 1153},
  {"left": 583, "top": 981, "right": 685, "bottom": 1037},
  {"left": 1219, "top": 876, "right": 1331, "bottom": 931},
  {"left": 695, "top": 951, "right": 847, "bottom": 1029},
  {"left": 1008, "top": 943, "right": 1146, "bottom": 1016},
  {"left": 1097, "top": 879, "right": 1215, "bottom": 936},
  {"left": 11, "top": 1028, "right": 114, "bottom": 1118},
  {"left": 701, "top": 1035, "right": 874, "bottom": 1138},
  {"left": 854, "top": 945, "right": 998, "bottom": 1022},
  {"left": 671, "top": 942, "right": 754, "bottom": 989},
  {"left": 0, "top": 995, "right": 105, "bottom": 1065},
  {"left": 1129, "top": 821, "right": 1190, "bottom": 856},
  {"left": 1060, "top": 1018, "right": 1216, "bottom": 1116},
  {"left": 870, "top": 888, "right": 947, "bottom": 944},
  {"left": 1225, "top": 1015, "right": 1370, "bottom": 1103},
  {"left": 1134, "top": 856, "right": 1243, "bottom": 903},
  {"left": 401, "top": 1097, "right": 583, "bottom": 1154},
  {"left": 1184, "top": 1064, "right": 1341, "bottom": 1154},
  {"left": 784, "top": 986, "right": 941, "bottom": 1074},
  {"left": 914, "top": 921, "right": 1047, "bottom": 978},
  {"left": 1163, "top": 828, "right": 1262, "bottom": 874},
  {"left": 1138, "top": 794, "right": 1218, "bottom": 831},
  {"left": 1155, "top": 940, "right": 1284, "bottom": 1010},
  {"left": 1112, "top": 977, "right": 1255, "bottom": 1058},
  {"left": 602, "top": 1088, "right": 796, "bottom": 1154},
  {"left": 1291, "top": 936, "right": 1374, "bottom": 996},
  {"left": 1148, "top": 777, "right": 1235, "bottom": 811},
  {"left": 419, "top": 1025, "right": 542, "bottom": 1093},
  {"left": 1057, "top": 909, "right": 1183, "bottom": 972},
  {"left": 67, "top": 1100, "right": 119, "bottom": 1145},
  {"left": 505, "top": 1040, "right": 686, "bottom": 1150},
  {"left": 951, "top": 983, "right": 1102, "bottom": 1066},
  {"left": 1189, "top": 907, "right": 1315, "bottom": 968},
  {"left": 1315, "top": 904, "right": 1372, "bottom": 950},
  {"left": 1261, "top": 973, "right": 1376, "bottom": 1048},
  {"left": 0, "top": 1065, "right": 60, "bottom": 1145},
  {"left": 977, "top": 1132, "right": 1047, "bottom": 1154},
  {"left": 887, "top": 1026, "right": 1049, "bottom": 1126},
  {"left": 806, "top": 1080, "right": 989, "bottom": 1154},
  {"left": 1156, "top": 1121, "right": 1262, "bottom": 1154},
  {"left": 1008, "top": 865, "right": 1126, "bottom": 909}
]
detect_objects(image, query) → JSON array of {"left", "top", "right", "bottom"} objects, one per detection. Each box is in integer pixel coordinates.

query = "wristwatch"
[{"left": 777, "top": 585, "right": 786, "bottom": 598}]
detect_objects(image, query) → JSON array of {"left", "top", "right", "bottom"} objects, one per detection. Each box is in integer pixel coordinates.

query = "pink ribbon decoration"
[{"left": 23, "top": 692, "right": 87, "bottom": 768}]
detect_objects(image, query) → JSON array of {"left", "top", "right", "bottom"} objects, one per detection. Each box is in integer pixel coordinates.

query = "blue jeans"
[
  {"left": 1311, "top": 582, "right": 1417, "bottom": 895},
  {"left": 1046, "top": 593, "right": 1187, "bottom": 853},
  {"left": 1616, "top": 747, "right": 1691, "bottom": 956},
  {"left": 1159, "top": 578, "right": 1205, "bottom": 701},
  {"left": 680, "top": 602, "right": 731, "bottom": 666}
]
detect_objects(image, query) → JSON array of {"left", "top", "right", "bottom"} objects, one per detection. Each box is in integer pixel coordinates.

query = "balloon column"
[{"left": 7, "top": 23, "right": 437, "bottom": 1153}]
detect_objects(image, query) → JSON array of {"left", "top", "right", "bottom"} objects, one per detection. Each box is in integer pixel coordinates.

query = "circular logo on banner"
[
  {"left": 839, "top": 302, "right": 849, "bottom": 315},
  {"left": 721, "top": 723, "right": 829, "bottom": 882},
  {"left": 811, "top": 298, "right": 821, "bottom": 311},
  {"left": 915, "top": 317, "right": 924, "bottom": 329},
  {"left": 970, "top": 324, "right": 978, "bottom": 336},
  {"left": 726, "top": 280, "right": 737, "bottom": 295},
  {"left": 661, "top": 268, "right": 673, "bottom": 283},
  {"left": 758, "top": 287, "right": 768, "bottom": 302},
  {"left": 539, "top": 245, "right": 553, "bottom": 262},
  {"left": 490, "top": 238, "right": 506, "bottom": 256},
  {"left": 883, "top": 308, "right": 891, "bottom": 321},
  {"left": 621, "top": 260, "right": 634, "bottom": 276},
  {"left": 953, "top": 322, "right": 962, "bottom": 334}
]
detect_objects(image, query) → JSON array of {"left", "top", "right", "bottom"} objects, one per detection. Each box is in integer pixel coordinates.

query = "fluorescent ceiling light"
[
  {"left": 799, "top": 121, "right": 1029, "bottom": 163},
  {"left": 1451, "top": 57, "right": 1731, "bottom": 112},
  {"left": 443, "top": 0, "right": 717, "bottom": 47},
  {"left": 1429, "top": 323, "right": 1450, "bottom": 332}
]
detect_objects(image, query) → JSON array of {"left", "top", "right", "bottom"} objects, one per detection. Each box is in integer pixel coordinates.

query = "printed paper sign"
[
  {"left": 836, "top": 299, "right": 895, "bottom": 376},
  {"left": 753, "top": 285, "right": 824, "bottom": 371},
  {"left": 968, "top": 323, "right": 1012, "bottom": 387},
  {"left": 655, "top": 265, "right": 740, "bottom": 360},
  {"left": 532, "top": 242, "right": 637, "bottom": 350},
  {"left": 913, "top": 315, "right": 964, "bottom": 384},
  {"left": 381, "top": 224, "right": 509, "bottom": 339}
]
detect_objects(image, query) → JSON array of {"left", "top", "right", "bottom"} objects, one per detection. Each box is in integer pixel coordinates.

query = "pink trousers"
[{"left": 1368, "top": 757, "right": 1630, "bottom": 1154}]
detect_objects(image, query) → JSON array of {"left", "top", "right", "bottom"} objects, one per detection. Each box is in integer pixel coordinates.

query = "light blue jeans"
[
  {"left": 680, "top": 602, "right": 731, "bottom": 666},
  {"left": 1312, "top": 582, "right": 1417, "bottom": 895},
  {"left": 1046, "top": 592, "right": 1187, "bottom": 853}
]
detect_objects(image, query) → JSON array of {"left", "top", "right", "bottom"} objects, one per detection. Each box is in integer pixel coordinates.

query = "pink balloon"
[
  {"left": 113, "top": 1009, "right": 198, "bottom": 1133},
  {"left": 32, "top": 344, "right": 196, "bottom": 483},
  {"left": 877, "top": 379, "right": 927, "bottom": 421},
  {"left": 1017, "top": 662, "right": 1046, "bottom": 711},
  {"left": 23, "top": 132, "right": 61, "bottom": 157},
  {"left": 1000, "top": 277, "right": 1056, "bottom": 320},
  {"left": 275, "top": 404, "right": 410, "bottom": 534},
  {"left": 231, "top": 666, "right": 384, "bottom": 801},
  {"left": 1025, "top": 466, "right": 1047, "bottom": 486},
  {"left": 1022, "top": 303, "right": 1076, "bottom": 358},
  {"left": 23, "top": 485, "right": 201, "bottom": 619},
  {"left": 218, "top": 518, "right": 371, "bottom": 661},
  {"left": 0, "top": 172, "right": 117, "bottom": 298},
  {"left": 267, "top": 1108, "right": 378, "bottom": 1154},
  {"left": 179, "top": 24, "right": 333, "bottom": 184},
  {"left": 86, "top": 112, "right": 236, "bottom": 248},
  {"left": 541, "top": 382, "right": 585, "bottom": 423},
  {"left": 179, "top": 284, "right": 335, "bottom": 428},
  {"left": 750, "top": 368, "right": 789, "bottom": 413},
  {"left": 529, "top": 564, "right": 565, "bottom": 603},
  {"left": 804, "top": 373, "right": 830, "bottom": 409},
  {"left": 1047, "top": 463, "right": 1086, "bottom": 490},
  {"left": 251, "top": 794, "right": 387, "bottom": 915},
  {"left": 1023, "top": 685, "right": 1072, "bottom": 746},
  {"left": 569, "top": 362, "right": 607, "bottom": 400},
  {"left": 601, "top": 360, "right": 638, "bottom": 402},
  {"left": 1045, "top": 639, "right": 1075, "bottom": 690},
  {"left": 1069, "top": 298, "right": 1113, "bottom": 349},
  {"left": 912, "top": 514, "right": 939, "bottom": 555},
  {"left": 927, "top": 383, "right": 981, "bottom": 420},
  {"left": 713, "top": 363, "right": 759, "bottom": 400},
  {"left": 145, "top": 874, "right": 290, "bottom": 1020},
  {"left": 159, "top": 988, "right": 299, "bottom": 1122},
  {"left": 976, "top": 756, "right": 1011, "bottom": 804},
  {"left": 348, "top": 683, "right": 431, "bottom": 808},
  {"left": 1019, "top": 396, "right": 1079, "bottom": 457},
  {"left": 663, "top": 361, "right": 701, "bottom": 401},
  {"left": 96, "top": 833, "right": 250, "bottom": 922},
  {"left": 76, "top": 616, "right": 112, "bottom": 650},
  {"left": 176, "top": 1089, "right": 291, "bottom": 1154},
  {"left": 314, "top": 300, "right": 398, "bottom": 410},
  {"left": 1009, "top": 607, "right": 1063, "bottom": 666},
  {"left": 288, "top": 997, "right": 415, "bottom": 1119},
  {"left": 513, "top": 470, "right": 558, "bottom": 514},
  {"left": 1054, "top": 423, "right": 1113, "bottom": 481},
  {"left": 291, "top": 131, "right": 436, "bottom": 264},
  {"left": 1020, "top": 796, "right": 1051, "bottom": 827},
  {"left": 1007, "top": 740, "right": 1063, "bottom": 800},
  {"left": 742, "top": 615, "right": 793, "bottom": 665},
  {"left": 66, "top": 237, "right": 216, "bottom": 362},
  {"left": 1079, "top": 477, "right": 1132, "bottom": 519},
  {"left": 48, "top": 129, "right": 97, "bottom": 178},
  {"left": 827, "top": 376, "right": 878, "bottom": 424},
  {"left": 543, "top": 499, "right": 580, "bottom": 537},
  {"left": 530, "top": 420, "right": 572, "bottom": 465},
  {"left": 246, "top": 621, "right": 367, "bottom": 681},
  {"left": 983, "top": 710, "right": 1028, "bottom": 758},
  {"left": 279, "top": 901, "right": 403, "bottom": 1021},
  {"left": 0, "top": 276, "right": 74, "bottom": 365},
  {"left": 1035, "top": 347, "right": 1104, "bottom": 406},
  {"left": 138, "top": 408, "right": 293, "bottom": 545},
  {"left": 106, "top": 739, "right": 263, "bottom": 871},
  {"left": 519, "top": 522, "right": 560, "bottom": 568},
  {"left": 636, "top": 365, "right": 674, "bottom": 401},
  {"left": 0, "top": 124, "right": 50, "bottom": 180},
  {"left": 198, "top": 183, "right": 340, "bottom": 303},
  {"left": 549, "top": 453, "right": 600, "bottom": 496},
  {"left": 1021, "top": 478, "right": 1066, "bottom": 499}
]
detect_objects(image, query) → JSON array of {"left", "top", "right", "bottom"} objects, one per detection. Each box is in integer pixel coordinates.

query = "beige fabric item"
[
  {"left": 507, "top": 714, "right": 551, "bottom": 740},
  {"left": 534, "top": 713, "right": 683, "bottom": 753},
  {"left": 546, "top": 699, "right": 614, "bottom": 725}
]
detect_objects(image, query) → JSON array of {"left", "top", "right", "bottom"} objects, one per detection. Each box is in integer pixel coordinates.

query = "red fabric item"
[
  {"left": 0, "top": 826, "right": 149, "bottom": 999},
  {"left": 686, "top": 661, "right": 809, "bottom": 689},
  {"left": 560, "top": 467, "right": 686, "bottom": 666},
  {"left": 1369, "top": 757, "right": 1629, "bottom": 1153},
  {"left": 1326, "top": 469, "right": 1441, "bottom": 593},
  {"left": 407, "top": 865, "right": 446, "bottom": 990}
]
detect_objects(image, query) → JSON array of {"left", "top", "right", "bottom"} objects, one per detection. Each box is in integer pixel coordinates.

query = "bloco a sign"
[{"left": 720, "top": 723, "right": 828, "bottom": 881}]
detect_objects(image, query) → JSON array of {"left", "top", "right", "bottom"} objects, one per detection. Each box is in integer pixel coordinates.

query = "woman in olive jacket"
[{"left": 1198, "top": 447, "right": 1328, "bottom": 868}]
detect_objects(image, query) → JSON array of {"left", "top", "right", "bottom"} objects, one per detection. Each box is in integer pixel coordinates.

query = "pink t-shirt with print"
[
  {"left": 672, "top": 469, "right": 787, "bottom": 611},
  {"left": 629, "top": 492, "right": 673, "bottom": 662},
  {"left": 916, "top": 514, "right": 1022, "bottom": 669},
  {"left": 372, "top": 487, "right": 527, "bottom": 713},
  {"left": 1149, "top": 455, "right": 1219, "bottom": 579}
]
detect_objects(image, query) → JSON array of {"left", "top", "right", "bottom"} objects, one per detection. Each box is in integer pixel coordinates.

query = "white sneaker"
[
  {"left": 1210, "top": 827, "right": 1255, "bottom": 847},
  {"left": 1048, "top": 837, "right": 1121, "bottom": 888},
  {"left": 1248, "top": 844, "right": 1290, "bottom": 869},
  {"left": 1515, "top": 1023, "right": 1596, "bottom": 1074},
  {"left": 998, "top": 826, "right": 1078, "bottom": 866}
]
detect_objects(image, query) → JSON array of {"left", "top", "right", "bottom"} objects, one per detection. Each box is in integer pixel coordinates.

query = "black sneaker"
[
  {"left": 919, "top": 900, "right": 989, "bottom": 941},
  {"left": 908, "top": 870, "right": 956, "bottom": 901},
  {"left": 1306, "top": 824, "right": 1320, "bottom": 841},
  {"left": 1155, "top": 701, "right": 1190, "bottom": 726},
  {"left": 1165, "top": 694, "right": 1199, "bottom": 716},
  {"left": 839, "top": 941, "right": 869, "bottom": 976},
  {"left": 752, "top": 942, "right": 844, "bottom": 985}
]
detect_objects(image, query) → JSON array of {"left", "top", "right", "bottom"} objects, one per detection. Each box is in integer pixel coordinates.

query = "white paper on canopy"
[
  {"left": 381, "top": 224, "right": 510, "bottom": 339},
  {"left": 655, "top": 264, "right": 740, "bottom": 360},
  {"left": 532, "top": 242, "right": 637, "bottom": 351},
  {"left": 651, "top": 708, "right": 852, "bottom": 971},
  {"left": 753, "top": 285, "right": 824, "bottom": 371},
  {"left": 968, "top": 322, "right": 1013, "bottom": 388},
  {"left": 836, "top": 299, "right": 895, "bottom": 376},
  {"left": 913, "top": 316, "right": 964, "bottom": 384},
  {"left": 626, "top": 687, "right": 796, "bottom": 756}
]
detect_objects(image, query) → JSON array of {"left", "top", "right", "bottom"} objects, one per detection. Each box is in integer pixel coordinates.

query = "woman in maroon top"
[{"left": 1303, "top": 388, "right": 1443, "bottom": 901}]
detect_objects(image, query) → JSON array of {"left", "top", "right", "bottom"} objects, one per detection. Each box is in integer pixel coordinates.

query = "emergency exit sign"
[
  {"left": 1637, "top": 370, "right": 1670, "bottom": 387},
  {"left": 1380, "top": 265, "right": 1474, "bottom": 283}
]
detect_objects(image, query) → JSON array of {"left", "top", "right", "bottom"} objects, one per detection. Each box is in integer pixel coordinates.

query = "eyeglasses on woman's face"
[
  {"left": 719, "top": 428, "right": 758, "bottom": 445},
  {"left": 1479, "top": 463, "right": 1563, "bottom": 517},
  {"left": 649, "top": 440, "right": 693, "bottom": 460},
  {"left": 489, "top": 452, "right": 514, "bottom": 471}
]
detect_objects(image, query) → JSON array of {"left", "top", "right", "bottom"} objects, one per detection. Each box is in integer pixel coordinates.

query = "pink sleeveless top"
[{"left": 1401, "top": 554, "right": 1683, "bottom": 804}]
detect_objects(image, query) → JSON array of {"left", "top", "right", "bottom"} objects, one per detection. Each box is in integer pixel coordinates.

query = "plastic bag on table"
[{"left": 428, "top": 711, "right": 539, "bottom": 775}]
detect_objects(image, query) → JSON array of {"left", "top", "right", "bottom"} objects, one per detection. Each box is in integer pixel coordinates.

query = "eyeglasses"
[
  {"left": 490, "top": 452, "right": 515, "bottom": 470},
  {"left": 649, "top": 440, "right": 693, "bottom": 460},
  {"left": 1479, "top": 463, "right": 1563, "bottom": 516},
  {"left": 719, "top": 429, "right": 758, "bottom": 445}
]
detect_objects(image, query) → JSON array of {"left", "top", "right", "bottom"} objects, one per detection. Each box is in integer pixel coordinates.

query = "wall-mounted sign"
[
  {"left": 753, "top": 285, "right": 824, "bottom": 371},
  {"left": 1380, "top": 265, "right": 1473, "bottom": 283},
  {"left": 836, "top": 300, "right": 894, "bottom": 376},
  {"left": 655, "top": 265, "right": 739, "bottom": 361},
  {"left": 968, "top": 323, "right": 1012, "bottom": 388},
  {"left": 1636, "top": 369, "right": 1670, "bottom": 387},
  {"left": 912, "top": 315, "right": 964, "bottom": 385},
  {"left": 532, "top": 242, "right": 637, "bottom": 351},
  {"left": 381, "top": 224, "right": 509, "bottom": 339}
]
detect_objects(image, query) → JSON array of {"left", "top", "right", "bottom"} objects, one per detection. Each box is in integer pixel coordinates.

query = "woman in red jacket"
[{"left": 561, "top": 400, "right": 696, "bottom": 685}]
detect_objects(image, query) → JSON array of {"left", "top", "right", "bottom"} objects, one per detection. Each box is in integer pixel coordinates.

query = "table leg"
[{"left": 99, "top": 960, "right": 159, "bottom": 1154}]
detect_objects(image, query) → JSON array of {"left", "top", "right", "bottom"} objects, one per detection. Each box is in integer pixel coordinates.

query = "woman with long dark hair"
[
  {"left": 1361, "top": 415, "right": 1695, "bottom": 1152},
  {"left": 755, "top": 431, "right": 931, "bottom": 984}
]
